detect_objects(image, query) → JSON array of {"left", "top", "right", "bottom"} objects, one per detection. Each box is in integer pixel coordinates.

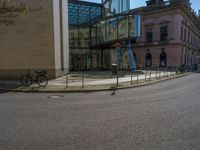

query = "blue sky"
[{"left": 82, "top": 0, "right": 199, "bottom": 13}]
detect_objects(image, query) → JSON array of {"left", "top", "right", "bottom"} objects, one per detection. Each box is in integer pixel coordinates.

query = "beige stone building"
[{"left": 0, "top": 0, "right": 69, "bottom": 79}]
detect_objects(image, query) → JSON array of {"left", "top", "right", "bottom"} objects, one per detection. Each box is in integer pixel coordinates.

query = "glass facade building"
[
  {"left": 68, "top": 0, "right": 102, "bottom": 70},
  {"left": 91, "top": 14, "right": 141, "bottom": 47},
  {"left": 102, "top": 0, "right": 130, "bottom": 17},
  {"left": 68, "top": 0, "right": 141, "bottom": 71}
]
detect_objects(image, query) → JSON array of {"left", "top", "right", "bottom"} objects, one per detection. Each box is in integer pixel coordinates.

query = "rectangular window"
[
  {"left": 146, "top": 28, "right": 153, "bottom": 42},
  {"left": 160, "top": 25, "right": 168, "bottom": 41}
]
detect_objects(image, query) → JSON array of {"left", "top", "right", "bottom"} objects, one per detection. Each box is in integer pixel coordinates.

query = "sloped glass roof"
[{"left": 68, "top": 0, "right": 102, "bottom": 26}]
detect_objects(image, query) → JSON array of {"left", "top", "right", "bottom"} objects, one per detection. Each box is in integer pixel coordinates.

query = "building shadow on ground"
[{"left": 0, "top": 82, "right": 21, "bottom": 94}]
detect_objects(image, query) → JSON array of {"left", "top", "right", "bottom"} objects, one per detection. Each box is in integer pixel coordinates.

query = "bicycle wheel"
[
  {"left": 37, "top": 75, "right": 48, "bottom": 87},
  {"left": 20, "top": 75, "right": 32, "bottom": 86}
]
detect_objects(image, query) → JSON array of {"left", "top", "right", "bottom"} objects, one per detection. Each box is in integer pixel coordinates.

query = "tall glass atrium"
[{"left": 68, "top": 0, "right": 141, "bottom": 71}]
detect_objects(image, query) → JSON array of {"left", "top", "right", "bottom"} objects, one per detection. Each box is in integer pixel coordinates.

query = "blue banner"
[{"left": 127, "top": 42, "right": 136, "bottom": 71}]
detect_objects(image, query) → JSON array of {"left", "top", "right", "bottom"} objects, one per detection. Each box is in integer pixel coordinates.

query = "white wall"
[{"left": 52, "top": 0, "right": 69, "bottom": 77}]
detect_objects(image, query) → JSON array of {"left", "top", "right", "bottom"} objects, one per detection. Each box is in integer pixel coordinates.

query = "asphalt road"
[{"left": 0, "top": 73, "right": 200, "bottom": 150}]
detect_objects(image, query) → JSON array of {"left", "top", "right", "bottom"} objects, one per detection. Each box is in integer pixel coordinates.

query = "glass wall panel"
[
  {"left": 87, "top": 50, "right": 102, "bottom": 69},
  {"left": 110, "top": 49, "right": 115, "bottom": 64},
  {"left": 70, "top": 49, "right": 87, "bottom": 71},
  {"left": 68, "top": 2, "right": 79, "bottom": 25},
  {"left": 69, "top": 1, "right": 101, "bottom": 26},
  {"left": 118, "top": 16, "right": 128, "bottom": 39},
  {"left": 129, "top": 15, "right": 134, "bottom": 37},
  {"left": 91, "top": 24, "right": 97, "bottom": 46},
  {"left": 90, "top": 5, "right": 102, "bottom": 21},
  {"left": 120, "top": 49, "right": 129, "bottom": 69},
  {"left": 96, "top": 21, "right": 106, "bottom": 45},
  {"left": 79, "top": 27, "right": 90, "bottom": 48},
  {"left": 96, "top": 50, "right": 102, "bottom": 69},
  {"left": 103, "top": 49, "right": 110, "bottom": 69},
  {"left": 134, "top": 15, "right": 141, "bottom": 37},
  {"left": 106, "top": 18, "right": 118, "bottom": 41},
  {"left": 110, "top": 48, "right": 131, "bottom": 69},
  {"left": 69, "top": 27, "right": 79, "bottom": 49},
  {"left": 102, "top": 0, "right": 130, "bottom": 17},
  {"left": 68, "top": 1, "right": 102, "bottom": 71},
  {"left": 129, "top": 15, "right": 141, "bottom": 38},
  {"left": 79, "top": 5, "right": 89, "bottom": 25}
]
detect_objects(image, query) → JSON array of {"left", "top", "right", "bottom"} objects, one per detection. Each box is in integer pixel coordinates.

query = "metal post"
[
  {"left": 137, "top": 72, "right": 139, "bottom": 84},
  {"left": 159, "top": 69, "right": 161, "bottom": 79},
  {"left": 82, "top": 71, "right": 84, "bottom": 88},
  {"left": 116, "top": 72, "right": 119, "bottom": 87},
  {"left": 169, "top": 69, "right": 172, "bottom": 77},
  {"left": 145, "top": 70, "right": 147, "bottom": 81},
  {"left": 156, "top": 69, "right": 158, "bottom": 78},
  {"left": 149, "top": 70, "right": 151, "bottom": 81},
  {"left": 66, "top": 73, "right": 68, "bottom": 88},
  {"left": 164, "top": 69, "right": 166, "bottom": 77},
  {"left": 171, "top": 68, "right": 173, "bottom": 76},
  {"left": 131, "top": 71, "right": 133, "bottom": 85},
  {"left": 166, "top": 69, "right": 168, "bottom": 77}
]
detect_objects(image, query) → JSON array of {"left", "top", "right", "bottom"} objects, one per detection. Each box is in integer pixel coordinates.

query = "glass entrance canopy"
[
  {"left": 91, "top": 14, "right": 141, "bottom": 47},
  {"left": 68, "top": 0, "right": 102, "bottom": 26}
]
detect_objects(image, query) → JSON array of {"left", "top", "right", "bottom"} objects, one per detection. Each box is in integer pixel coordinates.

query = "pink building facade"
[{"left": 133, "top": 0, "right": 200, "bottom": 69}]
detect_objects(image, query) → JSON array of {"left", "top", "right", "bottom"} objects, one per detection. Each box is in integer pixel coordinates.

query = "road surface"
[{"left": 0, "top": 73, "right": 200, "bottom": 150}]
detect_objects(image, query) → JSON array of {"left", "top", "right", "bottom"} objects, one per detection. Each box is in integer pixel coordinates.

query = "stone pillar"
[{"left": 53, "top": 0, "right": 69, "bottom": 77}]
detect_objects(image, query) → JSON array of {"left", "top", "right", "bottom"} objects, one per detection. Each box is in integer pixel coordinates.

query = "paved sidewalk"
[
  {"left": 48, "top": 70, "right": 170, "bottom": 86},
  {"left": 0, "top": 70, "right": 188, "bottom": 92}
]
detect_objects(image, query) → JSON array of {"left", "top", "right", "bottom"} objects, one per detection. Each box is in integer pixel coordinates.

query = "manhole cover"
[{"left": 48, "top": 95, "right": 64, "bottom": 99}]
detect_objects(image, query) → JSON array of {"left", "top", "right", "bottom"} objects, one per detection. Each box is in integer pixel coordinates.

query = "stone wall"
[{"left": 0, "top": 0, "right": 69, "bottom": 80}]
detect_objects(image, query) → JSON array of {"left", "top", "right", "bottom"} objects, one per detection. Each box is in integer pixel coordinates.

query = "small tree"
[{"left": 0, "top": 0, "right": 40, "bottom": 25}]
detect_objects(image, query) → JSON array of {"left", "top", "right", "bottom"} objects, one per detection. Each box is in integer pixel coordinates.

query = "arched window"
[
  {"left": 145, "top": 53, "right": 152, "bottom": 67},
  {"left": 160, "top": 50, "right": 167, "bottom": 67}
]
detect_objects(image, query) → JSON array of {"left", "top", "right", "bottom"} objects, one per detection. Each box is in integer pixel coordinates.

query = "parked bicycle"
[{"left": 21, "top": 70, "right": 48, "bottom": 87}]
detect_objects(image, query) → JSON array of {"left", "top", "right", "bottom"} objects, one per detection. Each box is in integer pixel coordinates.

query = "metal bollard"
[
  {"left": 145, "top": 70, "right": 147, "bottom": 81},
  {"left": 164, "top": 69, "right": 166, "bottom": 77},
  {"left": 156, "top": 69, "right": 158, "bottom": 78},
  {"left": 66, "top": 73, "right": 68, "bottom": 88},
  {"left": 166, "top": 70, "right": 168, "bottom": 77},
  {"left": 116, "top": 72, "right": 119, "bottom": 87},
  {"left": 82, "top": 71, "right": 84, "bottom": 88},
  {"left": 137, "top": 72, "right": 139, "bottom": 84},
  {"left": 149, "top": 70, "right": 151, "bottom": 81},
  {"left": 159, "top": 70, "right": 161, "bottom": 78},
  {"left": 131, "top": 72, "right": 133, "bottom": 85}
]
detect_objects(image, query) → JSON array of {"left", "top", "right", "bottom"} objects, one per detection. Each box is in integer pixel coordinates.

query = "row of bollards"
[
  {"left": 65, "top": 68, "right": 183, "bottom": 88},
  {"left": 130, "top": 68, "right": 182, "bottom": 86},
  {"left": 130, "top": 72, "right": 140, "bottom": 85}
]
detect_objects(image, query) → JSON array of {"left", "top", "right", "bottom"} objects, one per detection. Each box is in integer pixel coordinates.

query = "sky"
[{"left": 82, "top": 0, "right": 200, "bottom": 13}]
